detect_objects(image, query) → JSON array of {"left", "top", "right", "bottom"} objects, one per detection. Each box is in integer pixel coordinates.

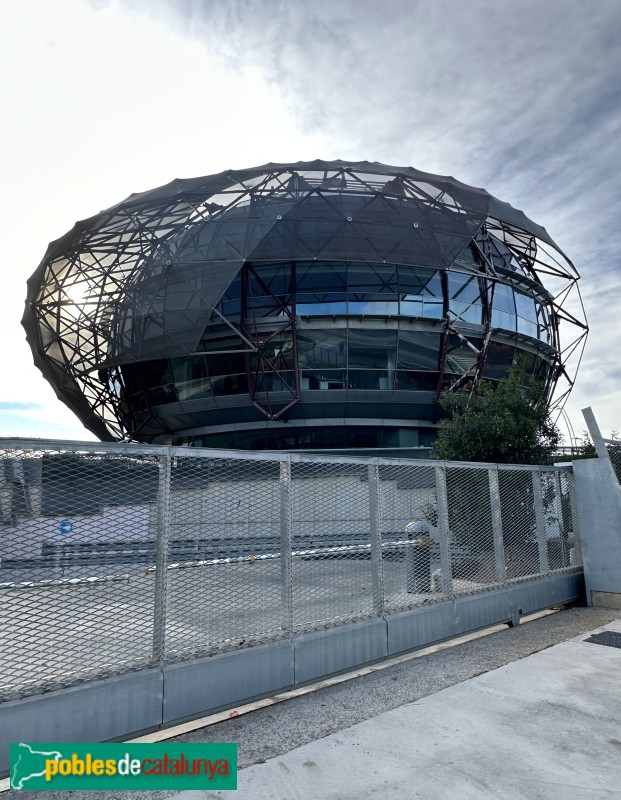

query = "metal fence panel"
[
  {"left": 562, "top": 470, "right": 583, "bottom": 568},
  {"left": 290, "top": 460, "right": 375, "bottom": 629},
  {"left": 377, "top": 463, "right": 442, "bottom": 611},
  {"left": 604, "top": 440, "right": 621, "bottom": 485},
  {"left": 445, "top": 466, "right": 499, "bottom": 594},
  {"left": 0, "top": 439, "right": 585, "bottom": 701},
  {"left": 0, "top": 445, "right": 161, "bottom": 701},
  {"left": 163, "top": 456, "right": 285, "bottom": 659},
  {"left": 497, "top": 468, "right": 541, "bottom": 580}
]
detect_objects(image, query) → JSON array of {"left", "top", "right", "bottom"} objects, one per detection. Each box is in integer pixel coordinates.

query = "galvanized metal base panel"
[
  {"left": 294, "top": 618, "right": 388, "bottom": 685},
  {"left": 509, "top": 578, "right": 556, "bottom": 616},
  {"left": 0, "top": 669, "right": 163, "bottom": 776},
  {"left": 162, "top": 641, "right": 294, "bottom": 725},
  {"left": 386, "top": 601, "right": 457, "bottom": 656},
  {"left": 454, "top": 589, "right": 513, "bottom": 634},
  {"left": 550, "top": 570, "right": 585, "bottom": 604}
]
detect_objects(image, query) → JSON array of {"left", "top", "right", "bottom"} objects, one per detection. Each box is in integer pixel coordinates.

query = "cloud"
[
  {"left": 3, "top": 0, "right": 619, "bottom": 440},
  {"left": 112, "top": 0, "right": 621, "bottom": 437},
  {"left": 0, "top": 402, "right": 42, "bottom": 411}
]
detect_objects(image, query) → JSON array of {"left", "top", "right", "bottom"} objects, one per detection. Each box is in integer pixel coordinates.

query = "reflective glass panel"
[
  {"left": 395, "top": 371, "right": 438, "bottom": 390},
  {"left": 300, "top": 370, "right": 346, "bottom": 390},
  {"left": 298, "top": 329, "right": 347, "bottom": 369},
  {"left": 397, "top": 331, "right": 441, "bottom": 371},
  {"left": 348, "top": 263, "right": 398, "bottom": 293},
  {"left": 516, "top": 317, "right": 538, "bottom": 338},
  {"left": 493, "top": 282, "right": 516, "bottom": 312},
  {"left": 210, "top": 373, "right": 248, "bottom": 396},
  {"left": 514, "top": 291, "right": 537, "bottom": 321},
  {"left": 482, "top": 341, "right": 515, "bottom": 380},
  {"left": 399, "top": 297, "right": 423, "bottom": 317},
  {"left": 445, "top": 335, "right": 482, "bottom": 375},
  {"left": 347, "top": 370, "right": 392, "bottom": 390},
  {"left": 348, "top": 329, "right": 398, "bottom": 369},
  {"left": 296, "top": 299, "right": 348, "bottom": 315},
  {"left": 422, "top": 298, "right": 444, "bottom": 318},
  {"left": 448, "top": 272, "right": 481, "bottom": 303},
  {"left": 348, "top": 299, "right": 399, "bottom": 315},
  {"left": 536, "top": 302, "right": 552, "bottom": 343},
  {"left": 398, "top": 266, "right": 442, "bottom": 296},
  {"left": 296, "top": 262, "right": 347, "bottom": 293},
  {"left": 450, "top": 300, "right": 483, "bottom": 325},
  {"left": 492, "top": 282, "right": 516, "bottom": 331}
]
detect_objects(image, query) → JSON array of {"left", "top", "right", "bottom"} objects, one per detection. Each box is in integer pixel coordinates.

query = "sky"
[{"left": 1, "top": 0, "right": 620, "bottom": 445}]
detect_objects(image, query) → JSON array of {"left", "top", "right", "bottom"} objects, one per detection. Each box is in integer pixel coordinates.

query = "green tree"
[
  {"left": 433, "top": 366, "right": 561, "bottom": 465},
  {"left": 578, "top": 432, "right": 597, "bottom": 459},
  {"left": 433, "top": 366, "right": 561, "bottom": 570}
]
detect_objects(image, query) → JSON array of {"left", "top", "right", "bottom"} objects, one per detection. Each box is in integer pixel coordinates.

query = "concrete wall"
[{"left": 573, "top": 457, "right": 621, "bottom": 607}]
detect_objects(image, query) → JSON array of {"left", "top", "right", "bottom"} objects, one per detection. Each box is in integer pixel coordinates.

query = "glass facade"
[
  {"left": 178, "top": 425, "right": 438, "bottom": 451},
  {"left": 118, "top": 257, "right": 555, "bottom": 419}
]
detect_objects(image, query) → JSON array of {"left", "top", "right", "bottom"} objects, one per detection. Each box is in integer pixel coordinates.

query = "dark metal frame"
[
  {"left": 22, "top": 160, "right": 588, "bottom": 443},
  {"left": 241, "top": 262, "right": 301, "bottom": 420}
]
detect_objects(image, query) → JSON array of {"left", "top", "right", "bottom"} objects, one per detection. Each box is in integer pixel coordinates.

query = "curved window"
[
  {"left": 491, "top": 282, "right": 516, "bottom": 331},
  {"left": 448, "top": 272, "right": 484, "bottom": 326},
  {"left": 298, "top": 329, "right": 347, "bottom": 369},
  {"left": 482, "top": 341, "right": 515, "bottom": 380},
  {"left": 397, "top": 331, "right": 441, "bottom": 371},
  {"left": 536, "top": 302, "right": 553, "bottom": 344},
  {"left": 190, "top": 260, "right": 558, "bottom": 406},
  {"left": 514, "top": 291, "right": 538, "bottom": 338},
  {"left": 183, "top": 425, "right": 434, "bottom": 451},
  {"left": 400, "top": 295, "right": 443, "bottom": 318},
  {"left": 294, "top": 263, "right": 446, "bottom": 320},
  {"left": 348, "top": 329, "right": 397, "bottom": 369}
]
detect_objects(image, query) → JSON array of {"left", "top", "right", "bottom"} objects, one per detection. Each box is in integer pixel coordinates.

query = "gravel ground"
[
  {"left": 12, "top": 605, "right": 620, "bottom": 800},
  {"left": 168, "top": 606, "right": 620, "bottom": 768}
]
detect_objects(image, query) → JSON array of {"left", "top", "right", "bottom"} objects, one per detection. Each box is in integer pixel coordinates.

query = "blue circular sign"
[{"left": 59, "top": 519, "right": 73, "bottom": 534}]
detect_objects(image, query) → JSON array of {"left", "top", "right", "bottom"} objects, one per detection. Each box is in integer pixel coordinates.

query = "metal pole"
[
  {"left": 368, "top": 463, "right": 385, "bottom": 615},
  {"left": 434, "top": 466, "right": 453, "bottom": 595},
  {"left": 152, "top": 450, "right": 171, "bottom": 665},
  {"left": 488, "top": 467, "right": 506, "bottom": 584},
  {"left": 532, "top": 469, "right": 549, "bottom": 574},
  {"left": 567, "top": 470, "right": 582, "bottom": 566},
  {"left": 554, "top": 472, "right": 570, "bottom": 567},
  {"left": 582, "top": 407, "right": 609, "bottom": 461},
  {"left": 280, "top": 459, "right": 293, "bottom": 636}
]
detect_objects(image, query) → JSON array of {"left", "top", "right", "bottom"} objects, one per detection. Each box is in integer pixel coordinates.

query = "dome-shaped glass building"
[{"left": 23, "top": 160, "right": 587, "bottom": 450}]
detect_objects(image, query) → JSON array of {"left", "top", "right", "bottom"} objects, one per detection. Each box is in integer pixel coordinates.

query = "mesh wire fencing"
[
  {"left": 0, "top": 444, "right": 161, "bottom": 701},
  {"left": 0, "top": 441, "right": 582, "bottom": 700},
  {"left": 603, "top": 439, "right": 621, "bottom": 485}
]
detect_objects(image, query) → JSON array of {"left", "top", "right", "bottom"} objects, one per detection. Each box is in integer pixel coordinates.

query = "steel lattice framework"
[{"left": 23, "top": 160, "right": 587, "bottom": 446}]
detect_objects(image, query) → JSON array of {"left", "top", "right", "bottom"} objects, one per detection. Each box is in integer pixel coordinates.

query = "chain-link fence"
[
  {"left": 603, "top": 438, "right": 621, "bottom": 485},
  {"left": 0, "top": 440, "right": 582, "bottom": 701}
]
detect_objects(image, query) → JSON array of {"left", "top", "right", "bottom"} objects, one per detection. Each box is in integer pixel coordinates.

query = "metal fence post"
[
  {"left": 434, "top": 466, "right": 453, "bottom": 595},
  {"left": 488, "top": 467, "right": 506, "bottom": 584},
  {"left": 567, "top": 470, "right": 582, "bottom": 566},
  {"left": 554, "top": 472, "right": 570, "bottom": 567},
  {"left": 152, "top": 450, "right": 171, "bottom": 665},
  {"left": 368, "top": 463, "right": 385, "bottom": 615},
  {"left": 280, "top": 458, "right": 293, "bottom": 636},
  {"left": 531, "top": 469, "right": 549, "bottom": 574}
]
